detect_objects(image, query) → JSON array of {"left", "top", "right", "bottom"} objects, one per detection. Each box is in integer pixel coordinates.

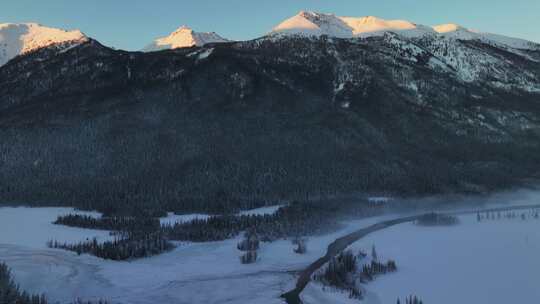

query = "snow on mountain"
[
  {"left": 342, "top": 16, "right": 436, "bottom": 38},
  {"left": 270, "top": 11, "right": 434, "bottom": 39},
  {"left": 142, "top": 26, "right": 229, "bottom": 52},
  {"left": 271, "top": 11, "right": 353, "bottom": 38},
  {"left": 0, "top": 23, "right": 87, "bottom": 66},
  {"left": 271, "top": 11, "right": 539, "bottom": 51},
  {"left": 433, "top": 23, "right": 539, "bottom": 50}
]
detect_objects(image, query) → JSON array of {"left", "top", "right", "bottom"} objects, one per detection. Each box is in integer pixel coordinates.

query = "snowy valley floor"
[{"left": 1, "top": 190, "right": 540, "bottom": 304}]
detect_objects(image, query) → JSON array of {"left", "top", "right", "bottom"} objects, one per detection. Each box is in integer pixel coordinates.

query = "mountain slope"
[
  {"left": 0, "top": 23, "right": 87, "bottom": 66},
  {"left": 433, "top": 23, "right": 539, "bottom": 50},
  {"left": 0, "top": 24, "right": 539, "bottom": 215},
  {"left": 142, "top": 26, "right": 229, "bottom": 52}
]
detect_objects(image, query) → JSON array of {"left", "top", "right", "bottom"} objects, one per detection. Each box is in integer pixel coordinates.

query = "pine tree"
[{"left": 371, "top": 245, "right": 378, "bottom": 262}]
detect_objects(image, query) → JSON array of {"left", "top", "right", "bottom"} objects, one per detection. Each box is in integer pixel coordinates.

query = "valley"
[
  {"left": 1, "top": 6, "right": 540, "bottom": 304},
  {"left": 1, "top": 190, "right": 540, "bottom": 304}
]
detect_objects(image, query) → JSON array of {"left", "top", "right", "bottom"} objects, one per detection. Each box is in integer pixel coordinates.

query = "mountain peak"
[
  {"left": 142, "top": 26, "right": 229, "bottom": 52},
  {"left": 271, "top": 11, "right": 353, "bottom": 38},
  {"left": 172, "top": 26, "right": 195, "bottom": 34},
  {"left": 0, "top": 23, "right": 88, "bottom": 66},
  {"left": 271, "top": 12, "right": 433, "bottom": 39}
]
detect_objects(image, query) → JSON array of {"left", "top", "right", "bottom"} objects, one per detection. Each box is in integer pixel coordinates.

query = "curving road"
[{"left": 281, "top": 204, "right": 540, "bottom": 304}]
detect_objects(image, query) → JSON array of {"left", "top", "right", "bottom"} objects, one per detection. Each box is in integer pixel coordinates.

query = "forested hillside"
[{"left": 0, "top": 34, "right": 539, "bottom": 215}]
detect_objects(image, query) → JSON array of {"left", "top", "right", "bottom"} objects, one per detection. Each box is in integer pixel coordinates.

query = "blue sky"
[{"left": 2, "top": 0, "right": 539, "bottom": 50}]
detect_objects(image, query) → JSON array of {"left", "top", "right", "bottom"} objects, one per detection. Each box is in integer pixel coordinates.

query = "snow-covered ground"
[
  {"left": 0, "top": 205, "right": 382, "bottom": 304},
  {"left": 1, "top": 191, "right": 540, "bottom": 304},
  {"left": 304, "top": 211, "right": 540, "bottom": 304},
  {"left": 0, "top": 207, "right": 109, "bottom": 249}
]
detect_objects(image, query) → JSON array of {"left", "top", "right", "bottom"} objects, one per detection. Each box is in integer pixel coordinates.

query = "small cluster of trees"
[
  {"left": 397, "top": 295, "right": 424, "bottom": 304},
  {"left": 477, "top": 209, "right": 540, "bottom": 222},
  {"left": 238, "top": 229, "right": 260, "bottom": 264},
  {"left": 313, "top": 250, "right": 362, "bottom": 299},
  {"left": 292, "top": 237, "right": 307, "bottom": 254},
  {"left": 0, "top": 262, "right": 47, "bottom": 304},
  {"left": 47, "top": 233, "right": 174, "bottom": 261},
  {"left": 313, "top": 246, "right": 399, "bottom": 299},
  {"left": 416, "top": 213, "right": 459, "bottom": 226},
  {"left": 359, "top": 245, "right": 397, "bottom": 281},
  {"left": 361, "top": 260, "right": 397, "bottom": 282}
]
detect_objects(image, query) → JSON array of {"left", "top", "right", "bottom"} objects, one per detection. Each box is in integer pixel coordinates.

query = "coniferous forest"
[{"left": 50, "top": 199, "right": 389, "bottom": 260}]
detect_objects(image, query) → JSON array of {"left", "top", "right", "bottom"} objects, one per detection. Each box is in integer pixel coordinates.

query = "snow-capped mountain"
[
  {"left": 0, "top": 23, "right": 87, "bottom": 66},
  {"left": 142, "top": 26, "right": 229, "bottom": 52},
  {"left": 270, "top": 11, "right": 539, "bottom": 51},
  {"left": 1, "top": 12, "right": 540, "bottom": 205},
  {"left": 270, "top": 11, "right": 435, "bottom": 39},
  {"left": 271, "top": 11, "right": 353, "bottom": 38},
  {"left": 342, "top": 16, "right": 435, "bottom": 38}
]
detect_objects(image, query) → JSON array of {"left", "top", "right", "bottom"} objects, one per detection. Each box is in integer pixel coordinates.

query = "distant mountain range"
[
  {"left": 1, "top": 11, "right": 538, "bottom": 66},
  {"left": 0, "top": 11, "right": 539, "bottom": 214}
]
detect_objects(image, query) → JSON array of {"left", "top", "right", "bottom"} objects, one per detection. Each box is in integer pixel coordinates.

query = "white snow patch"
[
  {"left": 335, "top": 82, "right": 345, "bottom": 93},
  {"left": 197, "top": 48, "right": 214, "bottom": 60},
  {"left": 238, "top": 205, "right": 285, "bottom": 216}
]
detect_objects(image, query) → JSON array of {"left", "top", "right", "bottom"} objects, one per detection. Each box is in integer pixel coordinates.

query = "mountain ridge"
[
  {"left": 1, "top": 11, "right": 539, "bottom": 67},
  {"left": 269, "top": 11, "right": 540, "bottom": 51}
]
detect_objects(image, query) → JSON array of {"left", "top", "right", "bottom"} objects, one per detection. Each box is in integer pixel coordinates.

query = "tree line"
[
  {"left": 54, "top": 214, "right": 160, "bottom": 232},
  {"left": 47, "top": 232, "right": 174, "bottom": 261},
  {"left": 50, "top": 199, "right": 388, "bottom": 260},
  {"left": 477, "top": 209, "right": 540, "bottom": 222}
]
